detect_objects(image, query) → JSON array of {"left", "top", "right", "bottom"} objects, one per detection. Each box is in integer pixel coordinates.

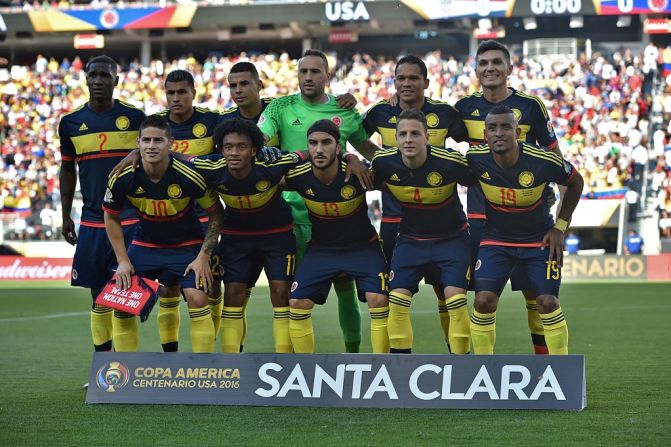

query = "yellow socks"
[
  {"left": 388, "top": 291, "right": 413, "bottom": 353},
  {"left": 157, "top": 296, "right": 181, "bottom": 352},
  {"left": 437, "top": 300, "right": 451, "bottom": 352},
  {"left": 540, "top": 308, "right": 569, "bottom": 355},
  {"left": 91, "top": 304, "right": 113, "bottom": 351},
  {"left": 445, "top": 293, "right": 470, "bottom": 354},
  {"left": 470, "top": 310, "right": 496, "bottom": 354},
  {"left": 113, "top": 310, "right": 139, "bottom": 352},
  {"left": 289, "top": 308, "right": 314, "bottom": 353},
  {"left": 369, "top": 306, "right": 390, "bottom": 353},
  {"left": 273, "top": 306, "right": 292, "bottom": 353},
  {"left": 240, "top": 288, "right": 251, "bottom": 351},
  {"left": 220, "top": 306, "right": 244, "bottom": 353},
  {"left": 188, "top": 306, "right": 214, "bottom": 353},
  {"left": 208, "top": 292, "right": 223, "bottom": 337},
  {"left": 526, "top": 299, "right": 549, "bottom": 354}
]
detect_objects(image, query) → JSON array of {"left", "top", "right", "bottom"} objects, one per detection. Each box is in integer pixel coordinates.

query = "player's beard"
[{"left": 312, "top": 154, "right": 337, "bottom": 170}]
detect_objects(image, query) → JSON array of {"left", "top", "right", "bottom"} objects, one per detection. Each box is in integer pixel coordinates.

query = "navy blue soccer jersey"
[
  {"left": 455, "top": 89, "right": 558, "bottom": 217},
  {"left": 372, "top": 146, "right": 473, "bottom": 239},
  {"left": 221, "top": 97, "right": 279, "bottom": 147},
  {"left": 363, "top": 97, "right": 469, "bottom": 219},
  {"left": 58, "top": 100, "right": 145, "bottom": 224},
  {"left": 157, "top": 106, "right": 226, "bottom": 156},
  {"left": 103, "top": 156, "right": 218, "bottom": 247},
  {"left": 466, "top": 142, "right": 576, "bottom": 245},
  {"left": 285, "top": 160, "right": 377, "bottom": 247},
  {"left": 191, "top": 153, "right": 299, "bottom": 235}
]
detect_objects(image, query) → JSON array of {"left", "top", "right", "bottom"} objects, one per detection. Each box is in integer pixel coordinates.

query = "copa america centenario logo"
[{"left": 96, "top": 361, "right": 130, "bottom": 393}]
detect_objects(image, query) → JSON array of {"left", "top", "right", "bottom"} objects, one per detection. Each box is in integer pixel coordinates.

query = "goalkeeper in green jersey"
[{"left": 259, "top": 49, "right": 379, "bottom": 353}]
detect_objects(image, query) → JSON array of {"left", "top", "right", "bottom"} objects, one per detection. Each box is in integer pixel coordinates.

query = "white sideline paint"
[{"left": 0, "top": 311, "right": 88, "bottom": 323}]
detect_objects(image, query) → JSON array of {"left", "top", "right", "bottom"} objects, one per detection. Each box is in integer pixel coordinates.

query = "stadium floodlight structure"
[
  {"left": 523, "top": 18, "right": 537, "bottom": 30},
  {"left": 569, "top": 16, "right": 583, "bottom": 29},
  {"left": 616, "top": 16, "right": 631, "bottom": 28}
]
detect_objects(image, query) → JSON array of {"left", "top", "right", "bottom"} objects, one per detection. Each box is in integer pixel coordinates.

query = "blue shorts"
[
  {"left": 127, "top": 243, "right": 201, "bottom": 289},
  {"left": 474, "top": 244, "right": 561, "bottom": 297},
  {"left": 199, "top": 220, "right": 223, "bottom": 281},
  {"left": 291, "top": 240, "right": 389, "bottom": 305},
  {"left": 71, "top": 223, "right": 136, "bottom": 290},
  {"left": 382, "top": 220, "right": 441, "bottom": 287},
  {"left": 390, "top": 231, "right": 471, "bottom": 294},
  {"left": 219, "top": 230, "right": 295, "bottom": 284}
]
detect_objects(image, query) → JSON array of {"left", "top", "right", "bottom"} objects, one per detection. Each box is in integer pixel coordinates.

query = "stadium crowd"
[{"left": 1, "top": 43, "right": 670, "bottom": 240}]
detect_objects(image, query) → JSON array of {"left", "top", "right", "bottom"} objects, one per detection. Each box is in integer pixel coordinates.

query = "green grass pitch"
[{"left": 0, "top": 281, "right": 669, "bottom": 446}]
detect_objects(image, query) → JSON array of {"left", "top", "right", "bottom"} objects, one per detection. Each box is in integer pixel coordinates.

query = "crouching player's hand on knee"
[{"left": 185, "top": 251, "right": 213, "bottom": 294}]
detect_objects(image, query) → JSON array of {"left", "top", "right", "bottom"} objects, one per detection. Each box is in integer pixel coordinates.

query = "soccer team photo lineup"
[{"left": 2, "top": 1, "right": 671, "bottom": 426}]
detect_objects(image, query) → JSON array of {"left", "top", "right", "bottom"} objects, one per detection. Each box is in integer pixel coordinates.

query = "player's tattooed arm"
[{"left": 185, "top": 202, "right": 223, "bottom": 294}]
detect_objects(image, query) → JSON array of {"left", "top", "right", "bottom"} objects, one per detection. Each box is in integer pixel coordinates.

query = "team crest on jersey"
[
  {"left": 518, "top": 171, "right": 534, "bottom": 187},
  {"left": 474, "top": 259, "right": 482, "bottom": 271},
  {"left": 340, "top": 185, "right": 356, "bottom": 199},
  {"left": 167, "top": 184, "right": 182, "bottom": 198},
  {"left": 103, "top": 188, "right": 113, "bottom": 203},
  {"left": 426, "top": 172, "right": 443, "bottom": 186},
  {"left": 291, "top": 281, "right": 298, "bottom": 292},
  {"left": 426, "top": 113, "right": 439, "bottom": 128},
  {"left": 192, "top": 123, "right": 207, "bottom": 138},
  {"left": 511, "top": 109, "right": 522, "bottom": 122},
  {"left": 115, "top": 116, "right": 130, "bottom": 131},
  {"left": 331, "top": 116, "right": 342, "bottom": 126},
  {"left": 563, "top": 161, "right": 572, "bottom": 174},
  {"left": 256, "top": 180, "right": 271, "bottom": 192}
]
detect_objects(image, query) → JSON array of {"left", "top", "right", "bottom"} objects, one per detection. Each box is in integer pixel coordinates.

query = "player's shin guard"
[
  {"left": 445, "top": 293, "right": 470, "bottom": 354},
  {"left": 333, "top": 279, "right": 361, "bottom": 353},
  {"left": 470, "top": 310, "right": 496, "bottom": 354},
  {"left": 526, "top": 299, "right": 549, "bottom": 355},
  {"left": 369, "top": 306, "right": 390, "bottom": 353},
  {"left": 208, "top": 292, "right": 223, "bottom": 337},
  {"left": 220, "top": 306, "right": 244, "bottom": 353},
  {"left": 388, "top": 292, "right": 413, "bottom": 353},
  {"left": 540, "top": 308, "right": 568, "bottom": 355},
  {"left": 112, "top": 310, "right": 139, "bottom": 352},
  {"left": 240, "top": 288, "right": 252, "bottom": 352},
  {"left": 188, "top": 306, "right": 214, "bottom": 353},
  {"left": 157, "top": 296, "right": 181, "bottom": 352},
  {"left": 437, "top": 300, "right": 452, "bottom": 353},
  {"left": 91, "top": 304, "right": 113, "bottom": 351},
  {"left": 289, "top": 308, "right": 314, "bottom": 353},
  {"left": 273, "top": 306, "right": 292, "bottom": 353}
]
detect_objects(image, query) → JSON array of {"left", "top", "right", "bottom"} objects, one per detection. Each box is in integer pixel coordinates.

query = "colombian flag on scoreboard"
[{"left": 28, "top": 5, "right": 197, "bottom": 32}]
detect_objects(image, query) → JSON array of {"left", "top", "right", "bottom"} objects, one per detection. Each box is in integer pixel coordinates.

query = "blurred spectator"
[
  {"left": 624, "top": 230, "right": 644, "bottom": 255},
  {"left": 565, "top": 232, "right": 581, "bottom": 255}
]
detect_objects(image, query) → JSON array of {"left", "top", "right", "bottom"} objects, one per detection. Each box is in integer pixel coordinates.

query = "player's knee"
[
  {"left": 536, "top": 294, "right": 560, "bottom": 314},
  {"left": 183, "top": 288, "right": 208, "bottom": 308},
  {"left": 269, "top": 280, "right": 290, "bottom": 306},
  {"left": 159, "top": 285, "right": 181, "bottom": 297},
  {"left": 224, "top": 282, "right": 248, "bottom": 306},
  {"left": 366, "top": 293, "right": 388, "bottom": 308},
  {"left": 521, "top": 289, "right": 536, "bottom": 301},
  {"left": 474, "top": 291, "right": 498, "bottom": 313},
  {"left": 290, "top": 298, "right": 314, "bottom": 310}
]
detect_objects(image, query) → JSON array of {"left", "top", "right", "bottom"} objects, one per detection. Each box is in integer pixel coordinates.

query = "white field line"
[{"left": 0, "top": 311, "right": 89, "bottom": 323}]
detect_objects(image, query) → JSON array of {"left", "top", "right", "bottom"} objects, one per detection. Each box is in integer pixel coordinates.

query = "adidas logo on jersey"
[
  {"left": 388, "top": 116, "right": 397, "bottom": 124},
  {"left": 481, "top": 172, "right": 491, "bottom": 180},
  {"left": 471, "top": 109, "right": 480, "bottom": 116},
  {"left": 390, "top": 174, "right": 400, "bottom": 181},
  {"left": 292, "top": 119, "right": 302, "bottom": 126},
  {"left": 135, "top": 187, "right": 145, "bottom": 194},
  {"left": 305, "top": 188, "right": 315, "bottom": 196},
  {"left": 79, "top": 123, "right": 88, "bottom": 131}
]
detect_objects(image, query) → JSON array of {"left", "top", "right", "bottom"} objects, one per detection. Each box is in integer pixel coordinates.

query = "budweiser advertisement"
[{"left": 0, "top": 257, "right": 72, "bottom": 281}]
